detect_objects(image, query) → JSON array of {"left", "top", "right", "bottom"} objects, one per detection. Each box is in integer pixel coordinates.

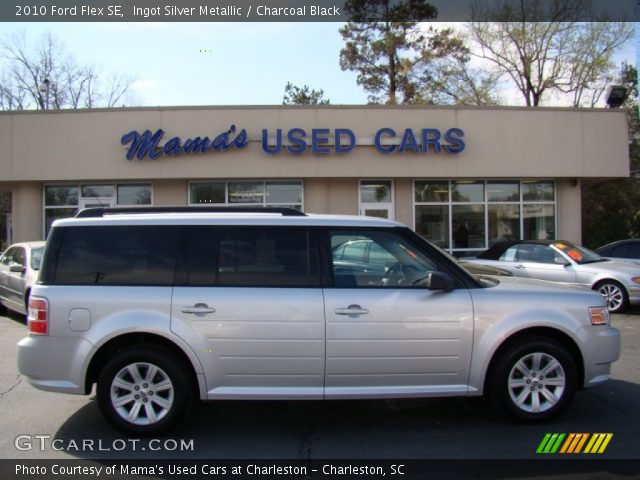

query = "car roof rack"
[{"left": 75, "top": 206, "right": 307, "bottom": 218}]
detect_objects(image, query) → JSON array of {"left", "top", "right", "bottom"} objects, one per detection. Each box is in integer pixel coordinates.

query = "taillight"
[{"left": 28, "top": 297, "right": 48, "bottom": 335}]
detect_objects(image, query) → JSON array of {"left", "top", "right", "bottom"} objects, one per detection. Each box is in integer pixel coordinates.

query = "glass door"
[{"left": 359, "top": 180, "right": 394, "bottom": 220}]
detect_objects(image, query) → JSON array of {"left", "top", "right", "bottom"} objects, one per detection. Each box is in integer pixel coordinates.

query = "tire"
[
  {"left": 489, "top": 336, "right": 578, "bottom": 422},
  {"left": 97, "top": 347, "right": 192, "bottom": 435},
  {"left": 594, "top": 280, "right": 628, "bottom": 313}
]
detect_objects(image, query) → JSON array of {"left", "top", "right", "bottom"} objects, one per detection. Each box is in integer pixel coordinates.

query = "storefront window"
[
  {"left": 190, "top": 182, "right": 225, "bottom": 204},
  {"left": 82, "top": 185, "right": 114, "bottom": 198},
  {"left": 44, "top": 183, "right": 153, "bottom": 237},
  {"left": 0, "top": 192, "right": 11, "bottom": 251},
  {"left": 452, "top": 205, "right": 485, "bottom": 249},
  {"left": 452, "top": 181, "right": 484, "bottom": 203},
  {"left": 415, "top": 181, "right": 449, "bottom": 202},
  {"left": 489, "top": 204, "right": 520, "bottom": 245},
  {"left": 522, "top": 181, "right": 554, "bottom": 201},
  {"left": 487, "top": 182, "right": 519, "bottom": 202},
  {"left": 45, "top": 186, "right": 78, "bottom": 206},
  {"left": 266, "top": 182, "right": 302, "bottom": 204},
  {"left": 414, "top": 180, "right": 555, "bottom": 254},
  {"left": 415, "top": 205, "right": 449, "bottom": 249},
  {"left": 189, "top": 181, "right": 303, "bottom": 210},
  {"left": 117, "top": 185, "right": 152, "bottom": 205},
  {"left": 523, "top": 204, "right": 556, "bottom": 240},
  {"left": 228, "top": 182, "right": 264, "bottom": 204}
]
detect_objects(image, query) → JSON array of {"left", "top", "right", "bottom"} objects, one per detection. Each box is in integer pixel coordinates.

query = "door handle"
[
  {"left": 335, "top": 304, "right": 369, "bottom": 317},
  {"left": 181, "top": 303, "right": 216, "bottom": 316},
  {"left": 515, "top": 264, "right": 525, "bottom": 269}
]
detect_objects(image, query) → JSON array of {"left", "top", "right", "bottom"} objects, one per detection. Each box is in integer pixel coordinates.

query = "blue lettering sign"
[
  {"left": 444, "top": 128, "right": 465, "bottom": 153},
  {"left": 374, "top": 128, "right": 397, "bottom": 154},
  {"left": 121, "top": 125, "right": 248, "bottom": 160},
  {"left": 262, "top": 128, "right": 282, "bottom": 154},
  {"left": 335, "top": 129, "right": 356, "bottom": 154},
  {"left": 287, "top": 128, "right": 307, "bottom": 154}
]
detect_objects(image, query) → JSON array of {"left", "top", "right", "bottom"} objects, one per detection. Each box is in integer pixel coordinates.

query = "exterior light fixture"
[{"left": 605, "top": 85, "right": 628, "bottom": 108}]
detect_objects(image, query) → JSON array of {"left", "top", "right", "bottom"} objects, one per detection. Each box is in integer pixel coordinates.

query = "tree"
[
  {"left": 282, "top": 82, "right": 330, "bottom": 105},
  {"left": 469, "top": 0, "right": 633, "bottom": 107},
  {"left": 0, "top": 31, "right": 134, "bottom": 110},
  {"left": 582, "top": 64, "right": 640, "bottom": 248},
  {"left": 339, "top": 0, "right": 472, "bottom": 105}
]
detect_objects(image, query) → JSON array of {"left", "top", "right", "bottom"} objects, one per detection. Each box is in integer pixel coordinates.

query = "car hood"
[{"left": 577, "top": 260, "right": 640, "bottom": 276}]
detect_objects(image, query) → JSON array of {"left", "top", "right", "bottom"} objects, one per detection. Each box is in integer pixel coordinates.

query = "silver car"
[
  {"left": 17, "top": 208, "right": 620, "bottom": 435},
  {"left": 465, "top": 240, "right": 640, "bottom": 313},
  {"left": 0, "top": 241, "right": 46, "bottom": 316}
]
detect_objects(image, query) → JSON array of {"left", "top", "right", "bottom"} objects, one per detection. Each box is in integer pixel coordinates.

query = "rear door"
[
  {"left": 170, "top": 227, "right": 325, "bottom": 399},
  {"left": 323, "top": 229, "right": 474, "bottom": 398}
]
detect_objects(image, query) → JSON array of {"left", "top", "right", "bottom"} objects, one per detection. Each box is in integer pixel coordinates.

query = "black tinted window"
[
  {"left": 628, "top": 244, "right": 640, "bottom": 258},
  {"left": 54, "top": 226, "right": 177, "bottom": 285},
  {"left": 218, "top": 229, "right": 310, "bottom": 286}
]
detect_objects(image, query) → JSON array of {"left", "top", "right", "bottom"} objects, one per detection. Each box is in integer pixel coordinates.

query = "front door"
[{"left": 324, "top": 229, "right": 474, "bottom": 398}]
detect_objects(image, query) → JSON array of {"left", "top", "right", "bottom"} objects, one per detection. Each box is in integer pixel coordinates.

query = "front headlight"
[{"left": 589, "top": 306, "right": 610, "bottom": 325}]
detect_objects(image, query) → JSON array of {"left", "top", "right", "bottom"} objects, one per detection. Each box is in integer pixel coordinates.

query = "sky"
[{"left": 1, "top": 22, "right": 637, "bottom": 107}]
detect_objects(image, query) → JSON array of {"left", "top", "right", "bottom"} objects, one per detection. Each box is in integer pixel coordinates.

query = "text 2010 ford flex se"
[{"left": 18, "top": 207, "right": 620, "bottom": 434}]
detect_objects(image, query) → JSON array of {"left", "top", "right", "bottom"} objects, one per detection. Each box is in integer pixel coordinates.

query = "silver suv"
[{"left": 17, "top": 207, "right": 620, "bottom": 435}]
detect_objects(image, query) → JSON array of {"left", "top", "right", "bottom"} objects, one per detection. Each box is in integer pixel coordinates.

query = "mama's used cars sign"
[{"left": 120, "top": 125, "right": 465, "bottom": 161}]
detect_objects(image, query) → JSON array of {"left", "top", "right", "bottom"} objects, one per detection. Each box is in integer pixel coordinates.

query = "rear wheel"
[
  {"left": 489, "top": 336, "right": 577, "bottom": 422},
  {"left": 594, "top": 280, "right": 628, "bottom": 313},
  {"left": 97, "top": 347, "right": 192, "bottom": 435}
]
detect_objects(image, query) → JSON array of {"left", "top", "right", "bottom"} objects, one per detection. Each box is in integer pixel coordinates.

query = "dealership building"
[{"left": 0, "top": 105, "right": 630, "bottom": 254}]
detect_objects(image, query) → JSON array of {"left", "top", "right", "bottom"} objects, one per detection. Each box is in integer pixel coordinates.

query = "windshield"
[{"left": 551, "top": 241, "right": 603, "bottom": 265}]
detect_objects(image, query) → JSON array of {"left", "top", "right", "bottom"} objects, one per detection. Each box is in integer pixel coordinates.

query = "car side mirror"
[
  {"left": 10, "top": 264, "right": 25, "bottom": 273},
  {"left": 428, "top": 271, "right": 456, "bottom": 291}
]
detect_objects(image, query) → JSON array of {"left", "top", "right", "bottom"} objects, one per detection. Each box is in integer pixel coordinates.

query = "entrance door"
[{"left": 359, "top": 180, "right": 394, "bottom": 220}]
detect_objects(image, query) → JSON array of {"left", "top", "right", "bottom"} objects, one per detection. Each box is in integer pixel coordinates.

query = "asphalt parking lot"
[{"left": 0, "top": 308, "right": 638, "bottom": 463}]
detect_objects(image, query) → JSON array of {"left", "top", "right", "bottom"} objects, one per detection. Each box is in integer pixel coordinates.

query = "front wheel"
[
  {"left": 489, "top": 336, "right": 577, "bottom": 422},
  {"left": 594, "top": 280, "right": 628, "bottom": 313},
  {"left": 97, "top": 347, "right": 192, "bottom": 435}
]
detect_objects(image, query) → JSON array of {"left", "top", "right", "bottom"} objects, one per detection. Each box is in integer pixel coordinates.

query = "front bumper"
[
  {"left": 575, "top": 325, "right": 620, "bottom": 388},
  {"left": 17, "top": 335, "right": 94, "bottom": 395}
]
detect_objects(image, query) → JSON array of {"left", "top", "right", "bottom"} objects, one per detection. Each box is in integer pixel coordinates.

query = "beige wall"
[
  {"left": 7, "top": 182, "right": 42, "bottom": 243},
  {"left": 154, "top": 180, "right": 187, "bottom": 205},
  {"left": 0, "top": 106, "right": 629, "bottom": 183},
  {"left": 556, "top": 178, "right": 582, "bottom": 244}
]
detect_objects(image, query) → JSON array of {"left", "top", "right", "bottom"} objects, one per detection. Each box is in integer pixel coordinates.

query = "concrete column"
[{"left": 556, "top": 178, "right": 582, "bottom": 244}]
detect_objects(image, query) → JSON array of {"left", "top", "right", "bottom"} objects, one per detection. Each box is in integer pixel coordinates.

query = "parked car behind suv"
[
  {"left": 18, "top": 208, "right": 620, "bottom": 435},
  {"left": 0, "top": 241, "right": 46, "bottom": 316}
]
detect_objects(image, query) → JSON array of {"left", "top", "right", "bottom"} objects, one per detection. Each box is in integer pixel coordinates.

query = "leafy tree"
[
  {"left": 0, "top": 31, "right": 134, "bottom": 110},
  {"left": 282, "top": 82, "right": 330, "bottom": 105},
  {"left": 469, "top": 0, "right": 633, "bottom": 107},
  {"left": 339, "top": 0, "right": 473, "bottom": 105},
  {"left": 582, "top": 64, "right": 640, "bottom": 248}
]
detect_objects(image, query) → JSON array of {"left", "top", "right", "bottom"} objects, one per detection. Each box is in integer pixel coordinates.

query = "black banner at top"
[{"left": 1, "top": 0, "right": 638, "bottom": 22}]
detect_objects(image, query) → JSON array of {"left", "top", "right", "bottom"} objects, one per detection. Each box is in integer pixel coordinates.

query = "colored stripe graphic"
[{"left": 538, "top": 433, "right": 613, "bottom": 454}]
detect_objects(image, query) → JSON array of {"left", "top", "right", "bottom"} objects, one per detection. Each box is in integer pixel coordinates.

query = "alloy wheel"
[
  {"left": 507, "top": 352, "right": 566, "bottom": 413},
  {"left": 598, "top": 283, "right": 624, "bottom": 312},
  {"left": 110, "top": 362, "right": 175, "bottom": 426}
]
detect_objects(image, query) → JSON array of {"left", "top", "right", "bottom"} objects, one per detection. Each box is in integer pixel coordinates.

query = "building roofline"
[{"left": 0, "top": 103, "right": 623, "bottom": 116}]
